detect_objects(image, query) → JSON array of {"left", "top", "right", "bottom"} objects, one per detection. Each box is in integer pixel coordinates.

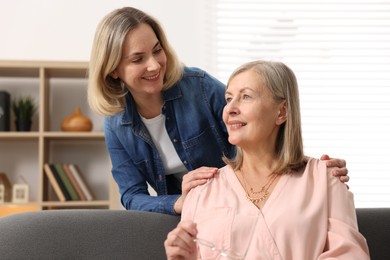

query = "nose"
[
  {"left": 147, "top": 56, "right": 160, "bottom": 71},
  {"left": 225, "top": 99, "right": 240, "bottom": 115}
]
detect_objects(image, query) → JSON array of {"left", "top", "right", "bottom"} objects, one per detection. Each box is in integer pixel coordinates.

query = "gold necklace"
[{"left": 240, "top": 169, "right": 278, "bottom": 206}]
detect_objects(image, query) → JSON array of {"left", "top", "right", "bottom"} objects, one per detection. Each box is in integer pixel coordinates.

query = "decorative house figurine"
[
  {"left": 12, "top": 176, "right": 29, "bottom": 203},
  {"left": 0, "top": 172, "right": 12, "bottom": 203},
  {"left": 0, "top": 184, "right": 4, "bottom": 203},
  {"left": 61, "top": 107, "right": 93, "bottom": 132}
]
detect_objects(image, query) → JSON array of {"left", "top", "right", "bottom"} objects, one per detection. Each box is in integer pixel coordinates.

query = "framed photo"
[{"left": 12, "top": 184, "right": 29, "bottom": 203}]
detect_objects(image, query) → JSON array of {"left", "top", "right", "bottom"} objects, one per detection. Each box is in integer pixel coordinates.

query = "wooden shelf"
[
  {"left": 43, "top": 131, "right": 105, "bottom": 139},
  {"left": 0, "top": 60, "right": 116, "bottom": 216},
  {"left": 0, "top": 132, "right": 40, "bottom": 139}
]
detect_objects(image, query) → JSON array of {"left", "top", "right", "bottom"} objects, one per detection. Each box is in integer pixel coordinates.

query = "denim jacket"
[{"left": 104, "top": 67, "right": 235, "bottom": 215}]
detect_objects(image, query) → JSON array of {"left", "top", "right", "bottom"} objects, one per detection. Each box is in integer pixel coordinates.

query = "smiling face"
[
  {"left": 111, "top": 23, "right": 167, "bottom": 101},
  {"left": 223, "top": 69, "right": 286, "bottom": 152}
]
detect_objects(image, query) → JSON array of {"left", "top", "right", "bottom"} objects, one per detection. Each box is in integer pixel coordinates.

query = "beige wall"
[{"left": 0, "top": 0, "right": 210, "bottom": 70}]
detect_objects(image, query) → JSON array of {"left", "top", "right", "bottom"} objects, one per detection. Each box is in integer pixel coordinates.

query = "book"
[
  {"left": 0, "top": 91, "right": 10, "bottom": 131},
  {"left": 0, "top": 172, "right": 12, "bottom": 202},
  {"left": 49, "top": 164, "right": 71, "bottom": 201},
  {"left": 63, "top": 163, "right": 87, "bottom": 201},
  {"left": 43, "top": 164, "right": 66, "bottom": 202},
  {"left": 54, "top": 164, "right": 79, "bottom": 201},
  {"left": 68, "top": 164, "right": 94, "bottom": 201}
]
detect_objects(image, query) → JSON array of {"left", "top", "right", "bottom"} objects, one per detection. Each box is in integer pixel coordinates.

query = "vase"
[
  {"left": 15, "top": 119, "right": 32, "bottom": 132},
  {"left": 61, "top": 107, "right": 93, "bottom": 132}
]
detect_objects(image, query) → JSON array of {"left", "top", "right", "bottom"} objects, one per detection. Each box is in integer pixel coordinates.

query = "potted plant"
[{"left": 12, "top": 95, "right": 37, "bottom": 131}]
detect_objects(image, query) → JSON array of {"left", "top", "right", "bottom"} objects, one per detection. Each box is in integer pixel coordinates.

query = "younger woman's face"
[{"left": 112, "top": 23, "right": 167, "bottom": 100}]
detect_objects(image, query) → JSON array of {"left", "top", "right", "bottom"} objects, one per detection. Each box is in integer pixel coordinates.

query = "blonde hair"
[
  {"left": 223, "top": 60, "right": 306, "bottom": 174},
  {"left": 88, "top": 7, "right": 183, "bottom": 116}
]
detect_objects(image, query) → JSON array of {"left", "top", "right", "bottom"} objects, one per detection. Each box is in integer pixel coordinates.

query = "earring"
[{"left": 120, "top": 81, "right": 126, "bottom": 92}]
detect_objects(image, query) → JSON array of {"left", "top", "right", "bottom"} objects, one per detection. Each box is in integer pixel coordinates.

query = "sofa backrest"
[
  {"left": 0, "top": 208, "right": 388, "bottom": 260},
  {"left": 0, "top": 210, "right": 180, "bottom": 260},
  {"left": 356, "top": 208, "right": 390, "bottom": 260}
]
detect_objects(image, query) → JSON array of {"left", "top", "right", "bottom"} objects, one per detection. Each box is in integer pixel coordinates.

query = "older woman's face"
[
  {"left": 223, "top": 70, "right": 283, "bottom": 151},
  {"left": 112, "top": 23, "right": 167, "bottom": 100}
]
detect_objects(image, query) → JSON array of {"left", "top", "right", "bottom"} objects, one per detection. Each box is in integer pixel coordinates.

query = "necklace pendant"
[
  {"left": 240, "top": 169, "right": 279, "bottom": 207},
  {"left": 249, "top": 186, "right": 266, "bottom": 195}
]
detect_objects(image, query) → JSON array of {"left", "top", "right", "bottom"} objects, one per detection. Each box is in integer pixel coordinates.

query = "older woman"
[{"left": 165, "top": 60, "right": 369, "bottom": 259}]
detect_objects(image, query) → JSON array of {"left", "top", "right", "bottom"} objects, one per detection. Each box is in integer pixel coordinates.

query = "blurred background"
[{"left": 1, "top": 0, "right": 389, "bottom": 208}]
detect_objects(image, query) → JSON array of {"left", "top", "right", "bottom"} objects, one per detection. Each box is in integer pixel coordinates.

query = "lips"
[
  {"left": 142, "top": 72, "right": 160, "bottom": 80},
  {"left": 232, "top": 123, "right": 246, "bottom": 127},
  {"left": 228, "top": 121, "right": 247, "bottom": 130}
]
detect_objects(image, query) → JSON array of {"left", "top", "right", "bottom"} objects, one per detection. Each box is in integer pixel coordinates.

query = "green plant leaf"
[{"left": 12, "top": 95, "right": 37, "bottom": 120}]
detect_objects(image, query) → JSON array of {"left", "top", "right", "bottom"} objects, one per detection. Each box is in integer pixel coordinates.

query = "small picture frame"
[{"left": 12, "top": 184, "right": 29, "bottom": 203}]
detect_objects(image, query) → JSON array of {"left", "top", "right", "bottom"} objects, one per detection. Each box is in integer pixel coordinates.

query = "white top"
[{"left": 140, "top": 113, "right": 187, "bottom": 179}]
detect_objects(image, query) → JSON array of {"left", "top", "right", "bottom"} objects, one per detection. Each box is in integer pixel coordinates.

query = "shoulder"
[
  {"left": 304, "top": 157, "right": 341, "bottom": 187},
  {"left": 182, "top": 66, "right": 206, "bottom": 78},
  {"left": 218, "top": 164, "right": 234, "bottom": 177},
  {"left": 104, "top": 112, "right": 123, "bottom": 127},
  {"left": 189, "top": 165, "right": 232, "bottom": 195},
  {"left": 181, "top": 67, "right": 225, "bottom": 87},
  {"left": 305, "top": 157, "right": 328, "bottom": 174}
]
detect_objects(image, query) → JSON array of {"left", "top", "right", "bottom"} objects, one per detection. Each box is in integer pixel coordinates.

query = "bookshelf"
[{"left": 0, "top": 60, "right": 119, "bottom": 216}]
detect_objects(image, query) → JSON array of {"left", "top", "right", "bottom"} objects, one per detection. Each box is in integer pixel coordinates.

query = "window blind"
[{"left": 212, "top": 0, "right": 390, "bottom": 207}]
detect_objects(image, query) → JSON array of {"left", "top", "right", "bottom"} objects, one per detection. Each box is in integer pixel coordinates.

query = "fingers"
[
  {"left": 184, "top": 167, "right": 218, "bottom": 181},
  {"left": 177, "top": 167, "right": 219, "bottom": 214},
  {"left": 338, "top": 175, "right": 350, "bottom": 183},
  {"left": 321, "top": 156, "right": 350, "bottom": 184},
  {"left": 320, "top": 155, "right": 347, "bottom": 168},
  {"left": 327, "top": 159, "right": 347, "bottom": 168},
  {"left": 173, "top": 196, "right": 184, "bottom": 215},
  {"left": 182, "top": 167, "right": 218, "bottom": 195},
  {"left": 332, "top": 167, "right": 349, "bottom": 177},
  {"left": 165, "top": 221, "right": 198, "bottom": 259},
  {"left": 320, "top": 154, "right": 330, "bottom": 160},
  {"left": 176, "top": 177, "right": 212, "bottom": 214}
]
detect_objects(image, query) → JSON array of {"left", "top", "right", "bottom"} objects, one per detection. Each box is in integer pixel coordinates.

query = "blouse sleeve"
[
  {"left": 318, "top": 162, "right": 370, "bottom": 259},
  {"left": 180, "top": 182, "right": 203, "bottom": 222}
]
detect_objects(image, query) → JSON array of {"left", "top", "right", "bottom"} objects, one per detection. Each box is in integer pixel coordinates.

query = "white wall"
[{"left": 0, "top": 0, "right": 209, "bottom": 70}]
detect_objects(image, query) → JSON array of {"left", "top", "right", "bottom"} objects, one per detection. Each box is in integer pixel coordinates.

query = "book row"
[{"left": 44, "top": 163, "right": 94, "bottom": 202}]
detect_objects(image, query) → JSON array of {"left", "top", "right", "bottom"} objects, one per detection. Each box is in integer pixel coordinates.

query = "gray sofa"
[{"left": 0, "top": 208, "right": 388, "bottom": 260}]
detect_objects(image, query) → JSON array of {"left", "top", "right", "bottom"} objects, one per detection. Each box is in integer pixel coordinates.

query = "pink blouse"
[{"left": 181, "top": 158, "right": 370, "bottom": 259}]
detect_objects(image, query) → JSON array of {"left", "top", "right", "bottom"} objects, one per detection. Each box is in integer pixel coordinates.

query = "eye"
[
  {"left": 243, "top": 94, "right": 251, "bottom": 100},
  {"left": 131, "top": 57, "right": 143, "bottom": 63},
  {"left": 225, "top": 96, "right": 232, "bottom": 103},
  {"left": 153, "top": 48, "right": 163, "bottom": 55}
]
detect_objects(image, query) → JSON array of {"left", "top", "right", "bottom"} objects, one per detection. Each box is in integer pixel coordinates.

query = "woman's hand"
[
  {"left": 165, "top": 221, "right": 198, "bottom": 260},
  {"left": 174, "top": 167, "right": 218, "bottom": 214},
  {"left": 320, "top": 154, "right": 349, "bottom": 183}
]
